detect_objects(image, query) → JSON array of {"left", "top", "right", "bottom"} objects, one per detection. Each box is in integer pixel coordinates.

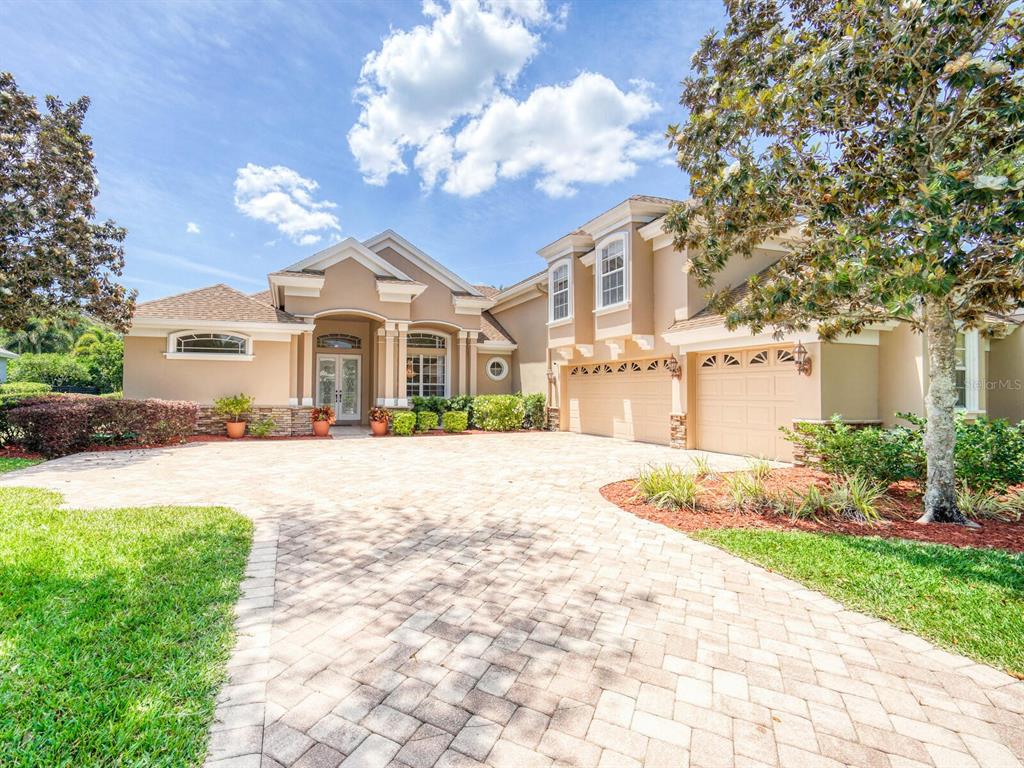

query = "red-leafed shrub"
[{"left": 6, "top": 395, "right": 198, "bottom": 457}]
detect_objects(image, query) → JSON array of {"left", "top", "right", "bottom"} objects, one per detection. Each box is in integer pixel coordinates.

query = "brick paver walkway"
[{"left": 3, "top": 433, "right": 1022, "bottom": 768}]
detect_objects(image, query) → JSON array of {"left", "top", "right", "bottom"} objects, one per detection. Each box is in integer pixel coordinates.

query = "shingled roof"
[
  {"left": 667, "top": 267, "right": 771, "bottom": 333},
  {"left": 479, "top": 311, "right": 515, "bottom": 345},
  {"left": 134, "top": 284, "right": 304, "bottom": 324}
]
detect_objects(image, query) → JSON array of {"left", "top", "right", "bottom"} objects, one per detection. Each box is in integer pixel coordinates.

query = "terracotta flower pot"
[
  {"left": 226, "top": 421, "right": 246, "bottom": 439},
  {"left": 370, "top": 420, "right": 388, "bottom": 437},
  {"left": 312, "top": 420, "right": 331, "bottom": 437}
]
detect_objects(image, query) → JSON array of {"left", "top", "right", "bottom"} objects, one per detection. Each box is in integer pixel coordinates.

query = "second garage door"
[
  {"left": 567, "top": 357, "right": 673, "bottom": 445},
  {"left": 695, "top": 346, "right": 796, "bottom": 461}
]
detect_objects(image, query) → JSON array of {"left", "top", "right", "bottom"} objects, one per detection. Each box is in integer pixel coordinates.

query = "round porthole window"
[{"left": 486, "top": 357, "right": 509, "bottom": 381}]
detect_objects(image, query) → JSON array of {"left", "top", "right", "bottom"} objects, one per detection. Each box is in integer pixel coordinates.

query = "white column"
[
  {"left": 397, "top": 323, "right": 408, "bottom": 407},
  {"left": 384, "top": 322, "right": 396, "bottom": 404},
  {"left": 469, "top": 334, "right": 479, "bottom": 396},
  {"left": 301, "top": 331, "right": 314, "bottom": 406},
  {"left": 457, "top": 331, "right": 468, "bottom": 395}
]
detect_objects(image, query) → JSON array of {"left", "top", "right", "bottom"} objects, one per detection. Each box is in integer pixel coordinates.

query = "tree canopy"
[
  {"left": 1, "top": 72, "right": 135, "bottom": 332},
  {"left": 666, "top": 0, "right": 1023, "bottom": 338}
]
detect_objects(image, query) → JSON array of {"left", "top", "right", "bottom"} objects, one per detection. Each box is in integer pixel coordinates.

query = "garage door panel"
[
  {"left": 696, "top": 346, "right": 796, "bottom": 461},
  {"left": 566, "top": 359, "right": 672, "bottom": 446}
]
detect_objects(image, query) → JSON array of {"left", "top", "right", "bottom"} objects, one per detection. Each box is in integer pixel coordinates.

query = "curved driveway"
[{"left": 2, "top": 432, "right": 1021, "bottom": 768}]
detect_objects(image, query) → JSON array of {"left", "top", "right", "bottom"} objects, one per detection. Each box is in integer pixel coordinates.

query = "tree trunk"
[{"left": 917, "top": 298, "right": 975, "bottom": 525}]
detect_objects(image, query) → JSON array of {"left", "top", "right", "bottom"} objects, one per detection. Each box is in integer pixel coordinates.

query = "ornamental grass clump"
[
  {"left": 633, "top": 465, "right": 704, "bottom": 511},
  {"left": 722, "top": 470, "right": 770, "bottom": 512},
  {"left": 826, "top": 474, "right": 887, "bottom": 524}
]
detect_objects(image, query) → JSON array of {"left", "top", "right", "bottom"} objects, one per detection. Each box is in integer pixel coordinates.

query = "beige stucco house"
[
  {"left": 125, "top": 230, "right": 549, "bottom": 429},
  {"left": 538, "top": 196, "right": 1024, "bottom": 460},
  {"left": 126, "top": 197, "right": 1024, "bottom": 455}
]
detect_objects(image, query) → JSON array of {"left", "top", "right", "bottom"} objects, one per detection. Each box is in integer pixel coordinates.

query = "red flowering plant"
[{"left": 310, "top": 406, "right": 335, "bottom": 423}]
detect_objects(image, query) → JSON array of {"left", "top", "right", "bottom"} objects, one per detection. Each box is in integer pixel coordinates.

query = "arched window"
[
  {"left": 406, "top": 331, "right": 448, "bottom": 397},
  {"left": 317, "top": 333, "right": 361, "bottom": 350},
  {"left": 173, "top": 332, "right": 248, "bottom": 355}
]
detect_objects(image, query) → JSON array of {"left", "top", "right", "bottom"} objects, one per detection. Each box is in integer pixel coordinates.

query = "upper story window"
[
  {"left": 174, "top": 332, "right": 248, "bottom": 355},
  {"left": 549, "top": 261, "right": 571, "bottom": 323},
  {"left": 317, "top": 333, "right": 361, "bottom": 350},
  {"left": 595, "top": 234, "right": 627, "bottom": 309}
]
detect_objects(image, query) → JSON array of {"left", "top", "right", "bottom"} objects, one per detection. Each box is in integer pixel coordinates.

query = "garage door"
[
  {"left": 695, "top": 347, "right": 796, "bottom": 461},
  {"left": 567, "top": 357, "right": 672, "bottom": 445}
]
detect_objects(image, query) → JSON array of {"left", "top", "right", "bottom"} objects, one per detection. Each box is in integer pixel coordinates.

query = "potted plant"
[
  {"left": 213, "top": 393, "right": 255, "bottom": 439},
  {"left": 310, "top": 405, "right": 335, "bottom": 437},
  {"left": 369, "top": 406, "right": 391, "bottom": 437}
]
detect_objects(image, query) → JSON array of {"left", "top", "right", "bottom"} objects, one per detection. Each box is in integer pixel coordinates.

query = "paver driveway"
[{"left": 2, "top": 432, "right": 1022, "bottom": 768}]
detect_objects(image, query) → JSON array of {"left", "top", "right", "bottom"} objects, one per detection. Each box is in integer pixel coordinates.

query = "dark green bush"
[
  {"left": 784, "top": 413, "right": 1024, "bottom": 491},
  {"left": 442, "top": 410, "right": 468, "bottom": 433},
  {"left": 391, "top": 411, "right": 416, "bottom": 436},
  {"left": 416, "top": 411, "right": 439, "bottom": 432},
  {"left": 0, "top": 382, "right": 52, "bottom": 405},
  {"left": 410, "top": 396, "right": 447, "bottom": 416},
  {"left": 783, "top": 416, "right": 923, "bottom": 485},
  {"left": 472, "top": 395, "right": 525, "bottom": 431},
  {"left": 522, "top": 393, "right": 546, "bottom": 429},
  {"left": 447, "top": 394, "right": 474, "bottom": 426}
]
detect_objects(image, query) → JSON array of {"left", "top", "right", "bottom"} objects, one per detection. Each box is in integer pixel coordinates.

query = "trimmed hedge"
[
  {"left": 6, "top": 396, "right": 197, "bottom": 457},
  {"left": 392, "top": 411, "right": 416, "bottom": 436},
  {"left": 0, "top": 382, "right": 52, "bottom": 405},
  {"left": 416, "top": 411, "right": 439, "bottom": 432},
  {"left": 472, "top": 395, "right": 526, "bottom": 431},
  {"left": 442, "top": 410, "right": 468, "bottom": 433},
  {"left": 522, "top": 393, "right": 546, "bottom": 430},
  {"left": 8, "top": 353, "right": 92, "bottom": 389}
]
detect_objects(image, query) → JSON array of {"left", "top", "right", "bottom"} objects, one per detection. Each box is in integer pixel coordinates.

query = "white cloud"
[
  {"left": 347, "top": 0, "right": 666, "bottom": 197},
  {"left": 233, "top": 164, "right": 341, "bottom": 244},
  {"left": 185, "top": 221, "right": 201, "bottom": 234}
]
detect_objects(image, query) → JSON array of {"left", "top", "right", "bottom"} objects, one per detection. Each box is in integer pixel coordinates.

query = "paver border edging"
[{"left": 203, "top": 511, "right": 279, "bottom": 768}]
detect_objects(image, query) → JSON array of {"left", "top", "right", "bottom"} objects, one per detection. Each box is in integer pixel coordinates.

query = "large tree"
[
  {"left": 0, "top": 72, "right": 135, "bottom": 332},
  {"left": 666, "top": 0, "right": 1024, "bottom": 524}
]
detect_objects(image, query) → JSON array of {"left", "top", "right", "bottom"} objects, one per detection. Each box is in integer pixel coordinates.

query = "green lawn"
[
  {"left": 0, "top": 457, "right": 41, "bottom": 473},
  {"left": 694, "top": 529, "right": 1024, "bottom": 677},
  {"left": 0, "top": 488, "right": 252, "bottom": 767}
]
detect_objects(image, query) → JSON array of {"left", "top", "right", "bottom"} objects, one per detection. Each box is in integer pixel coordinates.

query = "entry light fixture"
[{"left": 793, "top": 341, "right": 812, "bottom": 376}]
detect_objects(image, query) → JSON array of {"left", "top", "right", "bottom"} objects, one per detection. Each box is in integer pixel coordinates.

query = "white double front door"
[{"left": 317, "top": 354, "right": 361, "bottom": 421}]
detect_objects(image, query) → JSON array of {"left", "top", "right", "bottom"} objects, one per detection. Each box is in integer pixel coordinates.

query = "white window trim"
[
  {"left": 548, "top": 257, "right": 573, "bottom": 326},
  {"left": 960, "top": 329, "right": 982, "bottom": 412},
  {"left": 165, "top": 330, "right": 253, "bottom": 360},
  {"left": 405, "top": 330, "right": 451, "bottom": 398},
  {"left": 593, "top": 232, "right": 629, "bottom": 312},
  {"left": 485, "top": 356, "right": 509, "bottom": 382}
]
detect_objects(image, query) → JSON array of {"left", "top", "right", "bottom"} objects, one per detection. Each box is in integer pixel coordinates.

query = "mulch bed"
[
  {"left": 602, "top": 467, "right": 1024, "bottom": 554},
  {"left": 0, "top": 446, "right": 44, "bottom": 461}
]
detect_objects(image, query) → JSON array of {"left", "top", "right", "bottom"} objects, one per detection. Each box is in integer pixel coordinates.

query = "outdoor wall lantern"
[
  {"left": 665, "top": 355, "right": 683, "bottom": 379},
  {"left": 793, "top": 341, "right": 812, "bottom": 376}
]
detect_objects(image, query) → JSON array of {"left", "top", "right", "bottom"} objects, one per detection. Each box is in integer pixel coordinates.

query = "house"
[
  {"left": 125, "top": 198, "right": 1024, "bottom": 455},
  {"left": 540, "top": 196, "right": 1024, "bottom": 460},
  {"left": 0, "top": 348, "right": 16, "bottom": 382},
  {"left": 124, "top": 231, "right": 549, "bottom": 434}
]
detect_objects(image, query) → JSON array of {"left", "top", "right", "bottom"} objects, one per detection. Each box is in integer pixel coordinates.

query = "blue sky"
[{"left": 2, "top": 0, "right": 725, "bottom": 300}]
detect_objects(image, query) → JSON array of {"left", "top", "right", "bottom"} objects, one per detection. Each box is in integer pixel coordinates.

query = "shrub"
[
  {"left": 6, "top": 396, "right": 196, "bottom": 456},
  {"left": 442, "top": 410, "right": 468, "bottom": 433},
  {"left": 826, "top": 474, "right": 886, "bottom": 524},
  {"left": 0, "top": 382, "right": 51, "bottom": 405},
  {"left": 950, "top": 415, "right": 1024, "bottom": 491},
  {"left": 8, "top": 353, "right": 92, "bottom": 389},
  {"left": 472, "top": 394, "right": 525, "bottom": 431},
  {"left": 633, "top": 465, "right": 703, "bottom": 510},
  {"left": 417, "top": 411, "right": 439, "bottom": 432},
  {"left": 783, "top": 416, "right": 922, "bottom": 485},
  {"left": 447, "top": 394, "right": 475, "bottom": 426},
  {"left": 249, "top": 416, "right": 276, "bottom": 438},
  {"left": 521, "top": 393, "right": 546, "bottom": 429},
  {"left": 410, "top": 396, "right": 448, "bottom": 416},
  {"left": 213, "top": 394, "right": 254, "bottom": 422},
  {"left": 391, "top": 411, "right": 416, "bottom": 436}
]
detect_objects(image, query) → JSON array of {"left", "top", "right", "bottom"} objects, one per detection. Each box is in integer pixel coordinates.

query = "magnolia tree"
[
  {"left": 1, "top": 72, "right": 135, "bottom": 331},
  {"left": 665, "top": 0, "right": 1023, "bottom": 524}
]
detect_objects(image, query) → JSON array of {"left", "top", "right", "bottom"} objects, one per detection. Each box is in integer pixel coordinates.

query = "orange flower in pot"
[
  {"left": 310, "top": 405, "right": 335, "bottom": 437},
  {"left": 369, "top": 406, "right": 391, "bottom": 437},
  {"left": 213, "top": 393, "right": 255, "bottom": 439}
]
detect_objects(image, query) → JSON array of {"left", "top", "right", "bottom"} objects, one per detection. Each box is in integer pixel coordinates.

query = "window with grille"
[
  {"left": 598, "top": 237, "right": 625, "bottom": 307},
  {"left": 406, "top": 332, "right": 447, "bottom": 396},
  {"left": 551, "top": 263, "right": 570, "bottom": 321},
  {"left": 174, "top": 333, "right": 247, "bottom": 355},
  {"left": 317, "top": 333, "right": 361, "bottom": 349}
]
